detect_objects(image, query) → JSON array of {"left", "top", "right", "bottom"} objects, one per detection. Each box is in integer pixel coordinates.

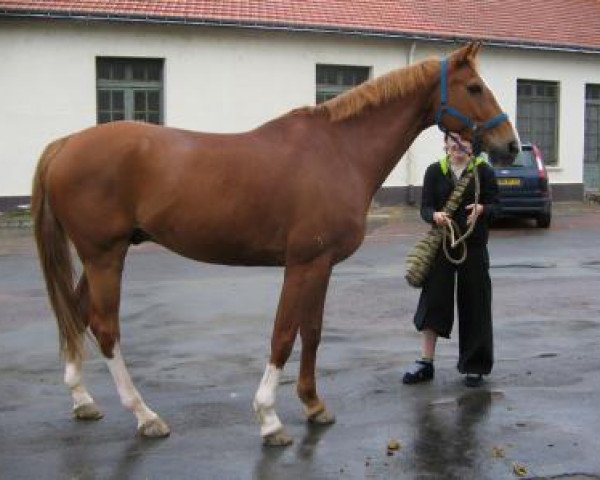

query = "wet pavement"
[{"left": 1, "top": 203, "right": 600, "bottom": 480}]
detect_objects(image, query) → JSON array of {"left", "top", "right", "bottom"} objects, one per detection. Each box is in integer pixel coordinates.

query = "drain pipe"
[{"left": 405, "top": 41, "right": 417, "bottom": 205}]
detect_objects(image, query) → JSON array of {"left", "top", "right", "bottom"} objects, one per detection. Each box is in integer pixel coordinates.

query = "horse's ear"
[
  {"left": 469, "top": 40, "right": 483, "bottom": 58},
  {"left": 456, "top": 41, "right": 482, "bottom": 65}
]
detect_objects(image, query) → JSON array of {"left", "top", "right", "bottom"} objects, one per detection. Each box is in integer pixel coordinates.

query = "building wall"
[
  {"left": 478, "top": 46, "right": 600, "bottom": 197},
  {"left": 399, "top": 43, "right": 600, "bottom": 203},
  {"left": 1, "top": 19, "right": 598, "bottom": 203}
]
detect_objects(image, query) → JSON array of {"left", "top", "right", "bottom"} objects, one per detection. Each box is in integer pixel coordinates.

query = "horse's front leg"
[
  {"left": 297, "top": 280, "right": 336, "bottom": 426},
  {"left": 253, "top": 254, "right": 332, "bottom": 446}
]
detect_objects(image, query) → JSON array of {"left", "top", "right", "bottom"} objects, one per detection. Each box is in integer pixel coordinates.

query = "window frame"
[
  {"left": 584, "top": 83, "right": 600, "bottom": 190},
  {"left": 315, "top": 64, "right": 371, "bottom": 104},
  {"left": 516, "top": 79, "right": 560, "bottom": 166},
  {"left": 96, "top": 57, "right": 164, "bottom": 125},
  {"left": 585, "top": 84, "right": 600, "bottom": 165}
]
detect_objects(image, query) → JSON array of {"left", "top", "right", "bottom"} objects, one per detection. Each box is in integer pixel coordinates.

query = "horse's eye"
[{"left": 467, "top": 83, "right": 483, "bottom": 95}]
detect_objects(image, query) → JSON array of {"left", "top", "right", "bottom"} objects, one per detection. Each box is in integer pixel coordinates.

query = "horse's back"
[
  {"left": 42, "top": 121, "right": 292, "bottom": 261},
  {"left": 43, "top": 119, "right": 365, "bottom": 266}
]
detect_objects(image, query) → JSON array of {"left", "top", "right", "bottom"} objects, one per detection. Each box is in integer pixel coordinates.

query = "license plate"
[{"left": 497, "top": 178, "right": 521, "bottom": 186}]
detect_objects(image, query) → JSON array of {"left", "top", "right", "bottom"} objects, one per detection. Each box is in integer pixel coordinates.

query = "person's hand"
[
  {"left": 466, "top": 203, "right": 484, "bottom": 225},
  {"left": 433, "top": 211, "right": 449, "bottom": 226}
]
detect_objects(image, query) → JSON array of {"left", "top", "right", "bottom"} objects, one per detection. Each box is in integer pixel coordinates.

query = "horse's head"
[{"left": 435, "top": 41, "right": 520, "bottom": 161}]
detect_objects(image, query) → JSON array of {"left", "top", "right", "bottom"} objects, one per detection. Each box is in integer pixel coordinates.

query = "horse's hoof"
[
  {"left": 262, "top": 428, "right": 293, "bottom": 447},
  {"left": 308, "top": 408, "right": 336, "bottom": 425},
  {"left": 73, "top": 402, "right": 104, "bottom": 421},
  {"left": 138, "top": 417, "right": 171, "bottom": 438}
]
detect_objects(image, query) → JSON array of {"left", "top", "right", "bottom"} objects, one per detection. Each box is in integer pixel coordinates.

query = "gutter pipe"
[{"left": 2, "top": 9, "right": 600, "bottom": 55}]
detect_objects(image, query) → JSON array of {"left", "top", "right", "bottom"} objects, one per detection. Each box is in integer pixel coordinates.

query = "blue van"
[{"left": 489, "top": 143, "right": 552, "bottom": 228}]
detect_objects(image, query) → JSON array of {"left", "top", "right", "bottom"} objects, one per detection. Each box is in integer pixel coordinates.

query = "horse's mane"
[{"left": 308, "top": 57, "right": 441, "bottom": 122}]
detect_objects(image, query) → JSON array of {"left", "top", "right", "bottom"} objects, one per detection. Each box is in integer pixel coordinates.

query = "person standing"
[{"left": 403, "top": 133, "right": 498, "bottom": 387}]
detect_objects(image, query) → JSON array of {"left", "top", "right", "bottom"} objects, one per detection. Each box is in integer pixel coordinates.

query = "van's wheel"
[{"left": 536, "top": 212, "right": 551, "bottom": 228}]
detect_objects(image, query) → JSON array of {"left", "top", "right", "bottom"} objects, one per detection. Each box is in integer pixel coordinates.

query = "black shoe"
[
  {"left": 464, "top": 374, "right": 483, "bottom": 388},
  {"left": 403, "top": 360, "right": 434, "bottom": 384}
]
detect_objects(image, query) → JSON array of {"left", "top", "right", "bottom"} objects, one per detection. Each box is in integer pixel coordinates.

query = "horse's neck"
[{"left": 335, "top": 89, "right": 435, "bottom": 200}]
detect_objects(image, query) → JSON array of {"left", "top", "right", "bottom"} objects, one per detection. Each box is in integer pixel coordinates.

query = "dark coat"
[{"left": 420, "top": 157, "right": 498, "bottom": 246}]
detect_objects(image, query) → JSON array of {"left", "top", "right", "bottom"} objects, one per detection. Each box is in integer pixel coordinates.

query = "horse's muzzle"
[
  {"left": 507, "top": 140, "right": 520, "bottom": 155},
  {"left": 488, "top": 139, "right": 520, "bottom": 162}
]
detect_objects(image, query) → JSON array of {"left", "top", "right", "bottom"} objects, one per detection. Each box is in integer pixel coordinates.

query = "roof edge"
[{"left": 2, "top": 8, "right": 600, "bottom": 55}]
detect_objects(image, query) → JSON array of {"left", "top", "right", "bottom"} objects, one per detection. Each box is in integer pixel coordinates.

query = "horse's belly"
[{"left": 149, "top": 227, "right": 287, "bottom": 267}]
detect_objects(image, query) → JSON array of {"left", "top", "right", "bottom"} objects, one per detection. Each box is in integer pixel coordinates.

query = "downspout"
[{"left": 405, "top": 41, "right": 417, "bottom": 204}]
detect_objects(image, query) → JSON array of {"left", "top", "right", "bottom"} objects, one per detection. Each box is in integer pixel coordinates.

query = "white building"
[{"left": 1, "top": 1, "right": 599, "bottom": 209}]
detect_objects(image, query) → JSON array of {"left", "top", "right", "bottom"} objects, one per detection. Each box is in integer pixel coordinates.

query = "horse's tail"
[{"left": 32, "top": 137, "right": 85, "bottom": 362}]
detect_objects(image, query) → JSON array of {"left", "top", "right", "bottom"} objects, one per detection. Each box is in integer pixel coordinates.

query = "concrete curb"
[
  {"left": 0, "top": 201, "right": 597, "bottom": 230},
  {"left": 586, "top": 191, "right": 600, "bottom": 205},
  {"left": 0, "top": 218, "right": 32, "bottom": 229}
]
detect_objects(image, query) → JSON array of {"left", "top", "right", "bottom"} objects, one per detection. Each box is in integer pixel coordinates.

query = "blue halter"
[{"left": 435, "top": 58, "right": 508, "bottom": 135}]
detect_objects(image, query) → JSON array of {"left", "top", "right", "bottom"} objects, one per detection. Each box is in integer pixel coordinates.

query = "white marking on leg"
[
  {"left": 64, "top": 361, "right": 95, "bottom": 409},
  {"left": 106, "top": 343, "right": 158, "bottom": 428},
  {"left": 253, "top": 364, "right": 283, "bottom": 437}
]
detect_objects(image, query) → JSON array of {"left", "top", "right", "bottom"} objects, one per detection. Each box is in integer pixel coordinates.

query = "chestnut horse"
[{"left": 32, "top": 42, "right": 518, "bottom": 446}]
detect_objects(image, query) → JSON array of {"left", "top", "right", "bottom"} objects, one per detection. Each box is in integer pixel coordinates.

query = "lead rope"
[{"left": 440, "top": 162, "right": 480, "bottom": 265}]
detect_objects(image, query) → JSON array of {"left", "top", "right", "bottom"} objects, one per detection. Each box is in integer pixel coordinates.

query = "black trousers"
[{"left": 413, "top": 244, "right": 493, "bottom": 375}]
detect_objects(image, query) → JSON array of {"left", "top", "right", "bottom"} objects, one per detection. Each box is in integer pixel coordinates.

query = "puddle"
[
  {"left": 531, "top": 476, "right": 600, "bottom": 480},
  {"left": 429, "top": 390, "right": 505, "bottom": 407},
  {"left": 491, "top": 262, "right": 557, "bottom": 269},
  {"left": 581, "top": 260, "right": 600, "bottom": 270}
]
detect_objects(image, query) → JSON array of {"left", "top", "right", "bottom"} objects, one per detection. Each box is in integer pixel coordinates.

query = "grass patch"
[
  {"left": 0, "top": 207, "right": 32, "bottom": 227},
  {"left": 1, "top": 208, "right": 31, "bottom": 220}
]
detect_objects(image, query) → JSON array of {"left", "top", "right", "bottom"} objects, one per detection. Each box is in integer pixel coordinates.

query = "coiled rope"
[
  {"left": 441, "top": 162, "right": 480, "bottom": 265},
  {"left": 405, "top": 161, "right": 480, "bottom": 287}
]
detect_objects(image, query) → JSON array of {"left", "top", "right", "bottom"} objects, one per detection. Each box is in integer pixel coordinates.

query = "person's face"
[{"left": 445, "top": 136, "right": 473, "bottom": 164}]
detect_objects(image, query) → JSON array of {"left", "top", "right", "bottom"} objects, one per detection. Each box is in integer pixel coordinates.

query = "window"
[
  {"left": 315, "top": 64, "right": 370, "bottom": 104},
  {"left": 516, "top": 80, "right": 559, "bottom": 165},
  {"left": 491, "top": 149, "right": 535, "bottom": 168},
  {"left": 584, "top": 84, "right": 600, "bottom": 189},
  {"left": 96, "top": 58, "right": 164, "bottom": 124}
]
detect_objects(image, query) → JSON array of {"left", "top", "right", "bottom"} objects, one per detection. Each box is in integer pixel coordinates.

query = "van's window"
[{"left": 491, "top": 149, "right": 535, "bottom": 168}]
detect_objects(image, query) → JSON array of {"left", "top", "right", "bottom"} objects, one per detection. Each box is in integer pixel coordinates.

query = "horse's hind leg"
[
  {"left": 83, "top": 243, "right": 169, "bottom": 437},
  {"left": 64, "top": 274, "right": 103, "bottom": 420}
]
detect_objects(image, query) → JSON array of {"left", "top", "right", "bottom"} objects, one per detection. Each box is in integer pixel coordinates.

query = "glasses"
[{"left": 448, "top": 144, "right": 472, "bottom": 155}]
